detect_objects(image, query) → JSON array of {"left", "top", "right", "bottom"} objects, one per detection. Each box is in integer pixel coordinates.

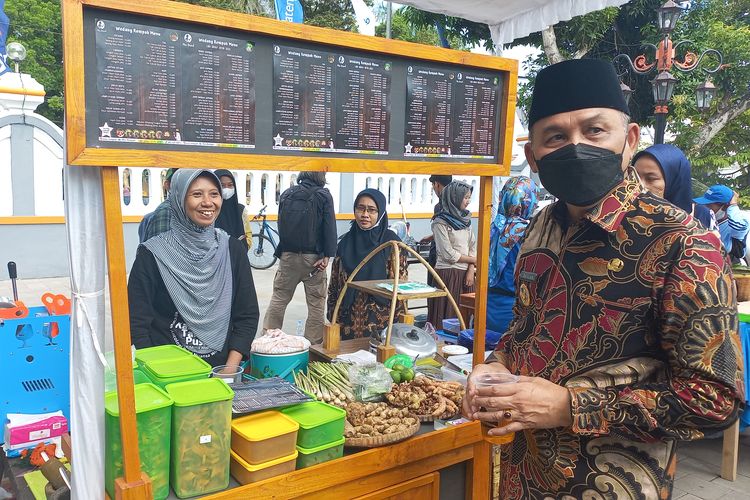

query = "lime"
[
  {"left": 393, "top": 364, "right": 407, "bottom": 372},
  {"left": 390, "top": 371, "right": 402, "bottom": 383},
  {"left": 403, "top": 369, "right": 415, "bottom": 382}
]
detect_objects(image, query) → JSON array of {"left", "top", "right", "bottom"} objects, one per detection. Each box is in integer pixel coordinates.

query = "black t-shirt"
[{"left": 127, "top": 238, "right": 259, "bottom": 367}]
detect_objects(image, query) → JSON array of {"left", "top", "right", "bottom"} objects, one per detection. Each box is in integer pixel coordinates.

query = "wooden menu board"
[{"left": 64, "top": 0, "right": 517, "bottom": 175}]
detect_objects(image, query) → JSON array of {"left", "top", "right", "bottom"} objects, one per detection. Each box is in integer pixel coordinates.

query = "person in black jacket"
[
  {"left": 128, "top": 169, "right": 259, "bottom": 368},
  {"left": 263, "top": 171, "right": 336, "bottom": 344}
]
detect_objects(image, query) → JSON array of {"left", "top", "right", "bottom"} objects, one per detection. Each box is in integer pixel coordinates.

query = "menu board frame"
[{"left": 63, "top": 0, "right": 518, "bottom": 176}]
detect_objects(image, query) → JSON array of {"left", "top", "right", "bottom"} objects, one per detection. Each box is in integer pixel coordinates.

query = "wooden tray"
[{"left": 344, "top": 416, "right": 420, "bottom": 448}]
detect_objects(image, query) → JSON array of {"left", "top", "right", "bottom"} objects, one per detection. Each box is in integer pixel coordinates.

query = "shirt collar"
[{"left": 579, "top": 167, "right": 644, "bottom": 232}]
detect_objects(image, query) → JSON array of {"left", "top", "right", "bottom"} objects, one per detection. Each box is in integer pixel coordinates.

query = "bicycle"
[{"left": 247, "top": 205, "right": 279, "bottom": 269}]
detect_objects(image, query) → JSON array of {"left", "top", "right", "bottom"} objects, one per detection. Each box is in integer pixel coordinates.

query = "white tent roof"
[{"left": 395, "top": 0, "right": 630, "bottom": 46}]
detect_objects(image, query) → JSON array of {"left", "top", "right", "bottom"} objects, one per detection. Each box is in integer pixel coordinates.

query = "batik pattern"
[{"left": 494, "top": 168, "right": 744, "bottom": 499}]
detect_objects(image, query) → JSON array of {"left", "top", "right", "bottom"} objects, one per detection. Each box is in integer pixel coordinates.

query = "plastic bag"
[
  {"left": 252, "top": 328, "right": 311, "bottom": 354},
  {"left": 347, "top": 363, "right": 393, "bottom": 402}
]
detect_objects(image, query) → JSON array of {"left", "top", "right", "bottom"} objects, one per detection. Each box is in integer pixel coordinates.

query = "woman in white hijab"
[{"left": 128, "top": 169, "right": 259, "bottom": 367}]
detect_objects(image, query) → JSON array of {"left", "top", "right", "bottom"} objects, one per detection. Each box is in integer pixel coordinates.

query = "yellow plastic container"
[
  {"left": 230, "top": 449, "right": 298, "bottom": 485},
  {"left": 231, "top": 411, "right": 299, "bottom": 465}
]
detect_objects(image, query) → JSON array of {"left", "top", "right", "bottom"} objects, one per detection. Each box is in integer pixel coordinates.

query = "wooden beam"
[
  {"left": 101, "top": 166, "right": 150, "bottom": 497},
  {"left": 721, "top": 420, "right": 740, "bottom": 481},
  {"left": 472, "top": 176, "right": 493, "bottom": 366}
]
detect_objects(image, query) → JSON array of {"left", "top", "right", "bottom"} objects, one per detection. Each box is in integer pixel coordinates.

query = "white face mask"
[
  {"left": 715, "top": 208, "right": 727, "bottom": 221},
  {"left": 221, "top": 187, "right": 235, "bottom": 200}
]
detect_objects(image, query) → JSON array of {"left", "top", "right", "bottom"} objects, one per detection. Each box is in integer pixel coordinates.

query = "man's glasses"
[{"left": 355, "top": 205, "right": 378, "bottom": 215}]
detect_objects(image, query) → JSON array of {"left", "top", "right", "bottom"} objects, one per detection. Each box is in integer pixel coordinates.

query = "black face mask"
[{"left": 535, "top": 142, "right": 626, "bottom": 207}]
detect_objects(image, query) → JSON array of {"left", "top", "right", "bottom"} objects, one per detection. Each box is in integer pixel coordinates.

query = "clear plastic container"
[
  {"left": 141, "top": 355, "right": 212, "bottom": 389},
  {"left": 105, "top": 383, "right": 172, "bottom": 500},
  {"left": 281, "top": 401, "right": 346, "bottom": 449},
  {"left": 165, "top": 378, "right": 234, "bottom": 498},
  {"left": 230, "top": 449, "right": 297, "bottom": 484},
  {"left": 296, "top": 436, "right": 345, "bottom": 469},
  {"left": 231, "top": 411, "right": 299, "bottom": 465}
]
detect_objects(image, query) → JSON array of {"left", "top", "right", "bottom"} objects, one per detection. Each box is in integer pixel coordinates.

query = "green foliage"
[
  {"left": 374, "top": 7, "right": 469, "bottom": 50},
  {"left": 299, "top": 0, "right": 358, "bottom": 32},
  {"left": 5, "top": 0, "right": 63, "bottom": 126},
  {"left": 399, "top": 7, "right": 492, "bottom": 51}
]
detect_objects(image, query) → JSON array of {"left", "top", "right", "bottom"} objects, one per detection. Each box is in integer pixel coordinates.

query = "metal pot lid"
[{"left": 380, "top": 323, "right": 436, "bottom": 358}]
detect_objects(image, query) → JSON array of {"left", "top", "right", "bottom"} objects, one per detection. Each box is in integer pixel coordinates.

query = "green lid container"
[
  {"left": 141, "top": 355, "right": 212, "bottom": 389},
  {"left": 135, "top": 345, "right": 193, "bottom": 365},
  {"left": 739, "top": 312, "right": 750, "bottom": 324},
  {"left": 165, "top": 379, "right": 234, "bottom": 498},
  {"left": 132, "top": 368, "right": 151, "bottom": 385},
  {"left": 295, "top": 436, "right": 345, "bottom": 469},
  {"left": 105, "top": 383, "right": 172, "bottom": 500},
  {"left": 281, "top": 401, "right": 346, "bottom": 450}
]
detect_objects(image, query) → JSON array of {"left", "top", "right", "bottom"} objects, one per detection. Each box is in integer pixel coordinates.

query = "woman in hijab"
[
  {"left": 326, "top": 189, "right": 407, "bottom": 340},
  {"left": 214, "top": 169, "right": 250, "bottom": 247},
  {"left": 427, "top": 180, "right": 476, "bottom": 330},
  {"left": 633, "top": 144, "right": 715, "bottom": 230},
  {"left": 487, "top": 176, "right": 538, "bottom": 335},
  {"left": 128, "top": 169, "right": 259, "bottom": 367}
]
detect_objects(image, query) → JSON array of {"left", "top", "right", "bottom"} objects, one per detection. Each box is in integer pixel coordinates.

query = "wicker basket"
[
  {"left": 344, "top": 416, "right": 420, "bottom": 448},
  {"left": 735, "top": 274, "right": 750, "bottom": 302}
]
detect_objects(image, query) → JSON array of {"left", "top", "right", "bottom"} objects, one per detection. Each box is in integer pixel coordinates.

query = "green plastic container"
[
  {"left": 141, "top": 355, "right": 212, "bottom": 389},
  {"left": 133, "top": 368, "right": 151, "bottom": 385},
  {"left": 105, "top": 383, "right": 172, "bottom": 500},
  {"left": 165, "top": 378, "right": 234, "bottom": 498},
  {"left": 739, "top": 312, "right": 750, "bottom": 324},
  {"left": 295, "top": 436, "right": 345, "bottom": 469},
  {"left": 134, "top": 344, "right": 194, "bottom": 365},
  {"left": 281, "top": 401, "right": 346, "bottom": 449}
]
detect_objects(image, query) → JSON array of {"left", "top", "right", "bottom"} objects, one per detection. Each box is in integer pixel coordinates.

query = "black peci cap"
[{"left": 528, "top": 59, "right": 630, "bottom": 129}]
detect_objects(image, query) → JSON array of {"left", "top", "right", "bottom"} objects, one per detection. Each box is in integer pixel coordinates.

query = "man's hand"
[
  {"left": 471, "top": 376, "right": 573, "bottom": 436},
  {"left": 419, "top": 235, "right": 434, "bottom": 244},
  {"left": 731, "top": 191, "right": 739, "bottom": 205},
  {"left": 462, "top": 362, "right": 511, "bottom": 419},
  {"left": 313, "top": 257, "right": 329, "bottom": 271}
]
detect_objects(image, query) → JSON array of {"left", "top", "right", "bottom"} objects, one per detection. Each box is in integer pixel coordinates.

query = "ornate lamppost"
[{"left": 614, "top": 0, "right": 723, "bottom": 144}]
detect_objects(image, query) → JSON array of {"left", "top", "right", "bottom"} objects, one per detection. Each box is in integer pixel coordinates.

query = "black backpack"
[{"left": 278, "top": 184, "right": 322, "bottom": 253}]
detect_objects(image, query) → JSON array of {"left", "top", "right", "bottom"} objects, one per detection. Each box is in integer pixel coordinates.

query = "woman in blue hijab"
[
  {"left": 486, "top": 176, "right": 538, "bottom": 335},
  {"left": 633, "top": 144, "right": 715, "bottom": 229}
]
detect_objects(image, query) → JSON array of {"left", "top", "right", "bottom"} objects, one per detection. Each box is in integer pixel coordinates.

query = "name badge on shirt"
[{"left": 520, "top": 270, "right": 538, "bottom": 283}]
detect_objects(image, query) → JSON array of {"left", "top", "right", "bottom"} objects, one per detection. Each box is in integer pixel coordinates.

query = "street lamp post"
[{"left": 613, "top": 1, "right": 723, "bottom": 144}]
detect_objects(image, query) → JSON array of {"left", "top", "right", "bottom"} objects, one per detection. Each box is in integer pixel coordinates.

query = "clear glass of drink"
[{"left": 472, "top": 372, "right": 519, "bottom": 445}]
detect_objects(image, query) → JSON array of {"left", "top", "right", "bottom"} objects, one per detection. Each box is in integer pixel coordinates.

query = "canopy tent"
[
  {"left": 394, "top": 0, "right": 629, "bottom": 47},
  {"left": 62, "top": 1, "right": 626, "bottom": 499}
]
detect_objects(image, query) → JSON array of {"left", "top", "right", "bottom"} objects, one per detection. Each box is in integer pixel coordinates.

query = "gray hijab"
[
  {"left": 436, "top": 181, "right": 473, "bottom": 230},
  {"left": 143, "top": 169, "right": 232, "bottom": 353}
]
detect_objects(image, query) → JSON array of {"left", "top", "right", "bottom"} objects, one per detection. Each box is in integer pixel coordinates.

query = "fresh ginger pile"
[
  {"left": 344, "top": 402, "right": 418, "bottom": 438},
  {"left": 385, "top": 377, "right": 464, "bottom": 419}
]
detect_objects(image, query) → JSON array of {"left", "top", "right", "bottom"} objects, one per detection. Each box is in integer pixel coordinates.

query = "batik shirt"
[{"left": 492, "top": 168, "right": 744, "bottom": 500}]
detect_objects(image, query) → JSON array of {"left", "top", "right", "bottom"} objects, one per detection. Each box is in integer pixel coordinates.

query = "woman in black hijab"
[
  {"left": 214, "top": 169, "right": 248, "bottom": 247},
  {"left": 326, "top": 189, "right": 407, "bottom": 340}
]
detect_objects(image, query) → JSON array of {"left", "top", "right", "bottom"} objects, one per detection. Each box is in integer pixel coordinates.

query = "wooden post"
[
  {"left": 472, "top": 176, "right": 493, "bottom": 367},
  {"left": 467, "top": 439, "right": 492, "bottom": 499},
  {"left": 721, "top": 420, "right": 740, "bottom": 480},
  {"left": 101, "top": 167, "right": 151, "bottom": 499}
]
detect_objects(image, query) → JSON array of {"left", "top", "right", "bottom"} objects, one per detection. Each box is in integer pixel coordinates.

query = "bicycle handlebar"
[{"left": 252, "top": 205, "right": 268, "bottom": 220}]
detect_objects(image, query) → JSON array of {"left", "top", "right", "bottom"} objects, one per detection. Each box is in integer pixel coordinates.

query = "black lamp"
[
  {"left": 695, "top": 79, "right": 717, "bottom": 111},
  {"left": 651, "top": 71, "right": 677, "bottom": 103},
  {"left": 657, "top": 0, "right": 683, "bottom": 34}
]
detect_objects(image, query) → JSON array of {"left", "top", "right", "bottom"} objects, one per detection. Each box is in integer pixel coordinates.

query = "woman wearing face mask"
[
  {"left": 427, "top": 181, "right": 476, "bottom": 330},
  {"left": 632, "top": 144, "right": 716, "bottom": 230},
  {"left": 214, "top": 169, "right": 250, "bottom": 248},
  {"left": 128, "top": 169, "right": 260, "bottom": 368},
  {"left": 487, "top": 176, "right": 539, "bottom": 335},
  {"left": 326, "top": 189, "right": 407, "bottom": 340}
]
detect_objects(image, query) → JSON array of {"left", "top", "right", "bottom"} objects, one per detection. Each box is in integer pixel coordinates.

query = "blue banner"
[
  {"left": 275, "top": 0, "right": 304, "bottom": 23},
  {"left": 0, "top": 0, "right": 9, "bottom": 75}
]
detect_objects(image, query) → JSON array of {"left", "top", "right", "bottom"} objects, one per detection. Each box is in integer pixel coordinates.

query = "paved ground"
[{"left": 2, "top": 266, "right": 748, "bottom": 499}]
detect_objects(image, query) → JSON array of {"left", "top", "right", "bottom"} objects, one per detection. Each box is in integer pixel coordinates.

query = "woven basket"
[
  {"left": 416, "top": 410, "right": 461, "bottom": 423},
  {"left": 735, "top": 275, "right": 750, "bottom": 302},
  {"left": 344, "top": 415, "right": 420, "bottom": 448}
]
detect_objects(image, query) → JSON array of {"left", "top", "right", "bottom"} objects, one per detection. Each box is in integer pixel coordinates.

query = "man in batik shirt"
[{"left": 463, "top": 59, "right": 744, "bottom": 499}]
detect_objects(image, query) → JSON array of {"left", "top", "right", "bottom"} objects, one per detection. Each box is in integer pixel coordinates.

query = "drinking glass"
[{"left": 472, "top": 372, "right": 519, "bottom": 445}]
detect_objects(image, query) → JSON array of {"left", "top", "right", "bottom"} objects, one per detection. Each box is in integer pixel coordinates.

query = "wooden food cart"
[{"left": 60, "top": 0, "right": 517, "bottom": 497}]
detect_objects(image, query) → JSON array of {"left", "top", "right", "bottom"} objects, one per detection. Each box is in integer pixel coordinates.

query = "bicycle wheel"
[{"left": 247, "top": 234, "right": 278, "bottom": 269}]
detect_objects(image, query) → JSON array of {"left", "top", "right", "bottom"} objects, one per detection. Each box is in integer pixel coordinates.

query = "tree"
[
  {"left": 5, "top": 0, "right": 64, "bottom": 126},
  {"left": 373, "top": 7, "right": 469, "bottom": 50}
]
